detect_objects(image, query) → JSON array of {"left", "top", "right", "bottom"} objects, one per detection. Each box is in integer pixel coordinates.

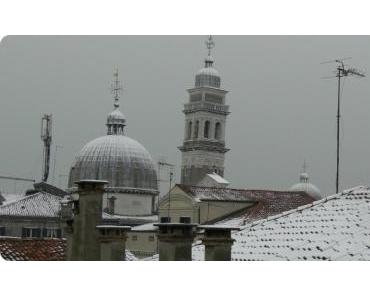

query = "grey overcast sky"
[{"left": 0, "top": 35, "right": 369, "bottom": 196}]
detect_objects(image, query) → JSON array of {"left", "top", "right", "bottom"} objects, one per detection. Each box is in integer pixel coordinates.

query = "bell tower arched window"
[
  {"left": 215, "top": 122, "right": 221, "bottom": 140},
  {"left": 187, "top": 121, "right": 192, "bottom": 140},
  {"left": 204, "top": 120, "right": 210, "bottom": 138},
  {"left": 194, "top": 121, "right": 199, "bottom": 139}
]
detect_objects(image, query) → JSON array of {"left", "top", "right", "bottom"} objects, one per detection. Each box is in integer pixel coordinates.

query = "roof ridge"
[
  {"left": 183, "top": 184, "right": 309, "bottom": 195},
  {"left": 240, "top": 192, "right": 343, "bottom": 231},
  {"left": 0, "top": 191, "right": 43, "bottom": 208}
]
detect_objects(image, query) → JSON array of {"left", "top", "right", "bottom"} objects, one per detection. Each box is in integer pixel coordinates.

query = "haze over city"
[{"left": 0, "top": 35, "right": 369, "bottom": 196}]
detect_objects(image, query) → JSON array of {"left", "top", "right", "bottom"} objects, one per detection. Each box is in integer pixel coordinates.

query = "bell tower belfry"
[{"left": 179, "top": 36, "right": 230, "bottom": 186}]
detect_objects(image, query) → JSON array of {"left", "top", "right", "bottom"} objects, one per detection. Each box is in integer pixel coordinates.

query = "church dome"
[
  {"left": 290, "top": 172, "right": 322, "bottom": 200},
  {"left": 68, "top": 135, "right": 158, "bottom": 191},
  {"left": 68, "top": 70, "right": 158, "bottom": 194}
]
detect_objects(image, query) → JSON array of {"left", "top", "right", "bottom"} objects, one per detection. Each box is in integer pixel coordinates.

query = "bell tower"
[{"left": 179, "top": 36, "right": 230, "bottom": 186}]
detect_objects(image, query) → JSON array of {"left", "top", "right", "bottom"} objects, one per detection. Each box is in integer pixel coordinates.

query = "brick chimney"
[
  {"left": 69, "top": 180, "right": 107, "bottom": 261},
  {"left": 96, "top": 225, "right": 131, "bottom": 261},
  {"left": 154, "top": 217, "right": 197, "bottom": 261},
  {"left": 198, "top": 225, "right": 239, "bottom": 261}
]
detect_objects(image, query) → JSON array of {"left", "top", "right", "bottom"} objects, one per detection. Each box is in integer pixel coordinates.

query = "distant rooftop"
[{"left": 0, "top": 191, "right": 63, "bottom": 218}]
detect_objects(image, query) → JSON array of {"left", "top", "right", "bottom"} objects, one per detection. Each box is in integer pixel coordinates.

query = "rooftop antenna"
[
  {"left": 41, "top": 114, "right": 52, "bottom": 182},
  {"left": 157, "top": 158, "right": 175, "bottom": 218},
  {"left": 321, "top": 57, "right": 365, "bottom": 193}
]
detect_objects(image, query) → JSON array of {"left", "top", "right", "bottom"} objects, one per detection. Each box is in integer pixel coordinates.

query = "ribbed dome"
[
  {"left": 68, "top": 135, "right": 158, "bottom": 192},
  {"left": 195, "top": 56, "right": 221, "bottom": 88},
  {"left": 290, "top": 172, "right": 322, "bottom": 200}
]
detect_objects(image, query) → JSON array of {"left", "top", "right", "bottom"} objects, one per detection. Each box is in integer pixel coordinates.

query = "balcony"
[{"left": 183, "top": 102, "right": 230, "bottom": 115}]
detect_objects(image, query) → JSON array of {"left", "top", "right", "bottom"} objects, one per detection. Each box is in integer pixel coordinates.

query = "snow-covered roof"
[
  {"left": 0, "top": 192, "right": 62, "bottom": 218},
  {"left": 1, "top": 193, "right": 24, "bottom": 206},
  {"left": 197, "top": 173, "right": 230, "bottom": 188},
  {"left": 207, "top": 173, "right": 229, "bottom": 184},
  {"left": 178, "top": 185, "right": 312, "bottom": 203},
  {"left": 102, "top": 212, "right": 158, "bottom": 226},
  {"left": 192, "top": 186, "right": 370, "bottom": 261},
  {"left": 131, "top": 222, "right": 158, "bottom": 232}
]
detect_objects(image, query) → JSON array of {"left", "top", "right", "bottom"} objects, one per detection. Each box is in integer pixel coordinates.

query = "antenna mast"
[
  {"left": 321, "top": 58, "right": 365, "bottom": 193},
  {"left": 157, "top": 159, "right": 175, "bottom": 217},
  {"left": 41, "top": 114, "right": 52, "bottom": 182}
]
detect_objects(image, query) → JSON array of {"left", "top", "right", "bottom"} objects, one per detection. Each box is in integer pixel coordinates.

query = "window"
[
  {"left": 0, "top": 226, "right": 5, "bottom": 236},
  {"left": 107, "top": 196, "right": 116, "bottom": 214},
  {"left": 22, "top": 227, "right": 41, "bottom": 238},
  {"left": 43, "top": 228, "right": 62, "bottom": 238},
  {"left": 214, "top": 122, "right": 221, "bottom": 140},
  {"left": 194, "top": 120, "right": 199, "bottom": 139},
  {"left": 187, "top": 121, "right": 192, "bottom": 140},
  {"left": 148, "top": 235, "right": 155, "bottom": 242},
  {"left": 132, "top": 235, "right": 138, "bottom": 241},
  {"left": 204, "top": 120, "right": 210, "bottom": 138}
]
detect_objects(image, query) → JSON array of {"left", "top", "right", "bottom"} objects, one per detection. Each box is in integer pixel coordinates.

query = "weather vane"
[
  {"left": 205, "top": 35, "right": 215, "bottom": 56},
  {"left": 111, "top": 68, "right": 122, "bottom": 108}
]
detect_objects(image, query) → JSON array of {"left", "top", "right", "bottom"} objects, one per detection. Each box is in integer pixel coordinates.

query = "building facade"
[
  {"left": 179, "top": 36, "right": 230, "bottom": 186},
  {"left": 0, "top": 191, "right": 64, "bottom": 238}
]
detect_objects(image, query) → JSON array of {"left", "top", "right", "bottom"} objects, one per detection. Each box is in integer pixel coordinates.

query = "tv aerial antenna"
[
  {"left": 157, "top": 157, "right": 175, "bottom": 218},
  {"left": 321, "top": 57, "right": 365, "bottom": 193}
]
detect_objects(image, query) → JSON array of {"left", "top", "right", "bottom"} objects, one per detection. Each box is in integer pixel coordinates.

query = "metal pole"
[
  {"left": 167, "top": 170, "right": 173, "bottom": 218},
  {"left": 336, "top": 68, "right": 341, "bottom": 194}
]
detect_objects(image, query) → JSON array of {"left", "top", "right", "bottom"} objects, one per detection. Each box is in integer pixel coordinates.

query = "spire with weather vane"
[
  {"left": 106, "top": 69, "right": 126, "bottom": 136},
  {"left": 204, "top": 35, "right": 215, "bottom": 68}
]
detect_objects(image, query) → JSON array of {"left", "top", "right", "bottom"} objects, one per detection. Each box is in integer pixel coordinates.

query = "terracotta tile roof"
[
  {"left": 192, "top": 186, "right": 370, "bottom": 261},
  {"left": 0, "top": 237, "right": 66, "bottom": 261},
  {"left": 0, "top": 237, "right": 138, "bottom": 261},
  {"left": 177, "top": 184, "right": 315, "bottom": 222},
  {"left": 0, "top": 192, "right": 62, "bottom": 218}
]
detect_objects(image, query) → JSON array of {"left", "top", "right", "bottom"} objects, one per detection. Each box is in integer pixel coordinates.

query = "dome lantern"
[
  {"left": 195, "top": 35, "right": 221, "bottom": 88},
  {"left": 106, "top": 69, "right": 126, "bottom": 135}
]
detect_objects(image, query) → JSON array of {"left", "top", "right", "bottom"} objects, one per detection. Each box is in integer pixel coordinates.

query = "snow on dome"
[
  {"left": 290, "top": 172, "right": 322, "bottom": 200},
  {"left": 68, "top": 135, "right": 158, "bottom": 192},
  {"left": 107, "top": 108, "right": 126, "bottom": 121}
]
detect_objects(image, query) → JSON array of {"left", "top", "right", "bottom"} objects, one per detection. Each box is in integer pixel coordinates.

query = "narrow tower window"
[
  {"left": 187, "top": 121, "right": 193, "bottom": 140},
  {"left": 194, "top": 121, "right": 199, "bottom": 139},
  {"left": 215, "top": 122, "right": 221, "bottom": 140},
  {"left": 204, "top": 120, "right": 210, "bottom": 138}
]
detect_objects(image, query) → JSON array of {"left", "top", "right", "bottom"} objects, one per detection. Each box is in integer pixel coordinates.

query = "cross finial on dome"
[
  {"left": 205, "top": 35, "right": 215, "bottom": 56},
  {"left": 107, "top": 69, "right": 126, "bottom": 136},
  {"left": 111, "top": 68, "right": 122, "bottom": 109},
  {"left": 302, "top": 160, "right": 307, "bottom": 173},
  {"left": 299, "top": 160, "right": 309, "bottom": 183}
]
